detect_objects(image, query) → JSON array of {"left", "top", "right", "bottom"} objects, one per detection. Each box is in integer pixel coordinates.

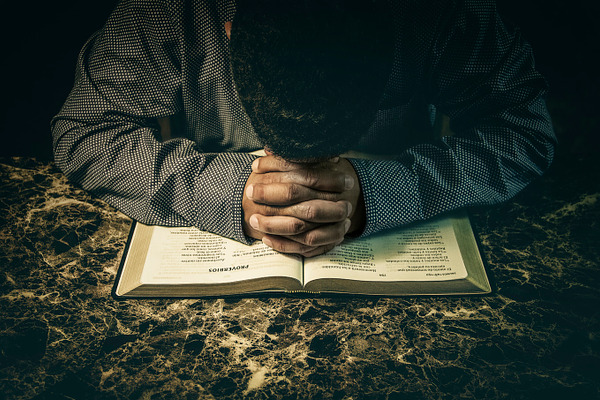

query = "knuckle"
[
  {"left": 261, "top": 173, "right": 274, "bottom": 184},
  {"left": 261, "top": 218, "right": 274, "bottom": 232},
  {"left": 270, "top": 237, "right": 287, "bottom": 252},
  {"left": 285, "top": 184, "right": 300, "bottom": 202},
  {"left": 304, "top": 170, "right": 320, "bottom": 187},
  {"left": 279, "top": 240, "right": 306, "bottom": 254},
  {"left": 302, "top": 204, "right": 317, "bottom": 221},
  {"left": 282, "top": 159, "right": 295, "bottom": 170},
  {"left": 276, "top": 241, "right": 289, "bottom": 253},
  {"left": 319, "top": 191, "right": 340, "bottom": 202},
  {"left": 290, "top": 219, "right": 305, "bottom": 233},
  {"left": 303, "top": 232, "right": 318, "bottom": 246},
  {"left": 263, "top": 205, "right": 280, "bottom": 216}
]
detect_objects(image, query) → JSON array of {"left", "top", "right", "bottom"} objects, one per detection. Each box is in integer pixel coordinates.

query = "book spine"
[{"left": 285, "top": 290, "right": 321, "bottom": 294}]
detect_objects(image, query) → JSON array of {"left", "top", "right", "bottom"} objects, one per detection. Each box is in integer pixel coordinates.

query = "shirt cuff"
[
  {"left": 191, "top": 152, "right": 258, "bottom": 245},
  {"left": 347, "top": 157, "right": 423, "bottom": 238},
  {"left": 231, "top": 156, "right": 257, "bottom": 245}
]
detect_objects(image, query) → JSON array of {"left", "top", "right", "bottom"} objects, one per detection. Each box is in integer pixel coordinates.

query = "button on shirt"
[{"left": 51, "top": 0, "right": 556, "bottom": 244}]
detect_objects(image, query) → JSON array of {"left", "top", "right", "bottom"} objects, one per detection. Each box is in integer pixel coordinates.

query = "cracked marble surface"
[{"left": 1, "top": 156, "right": 599, "bottom": 399}]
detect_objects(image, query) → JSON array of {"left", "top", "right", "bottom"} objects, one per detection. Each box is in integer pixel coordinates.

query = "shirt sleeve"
[
  {"left": 50, "top": 0, "right": 256, "bottom": 244},
  {"left": 349, "top": 0, "right": 557, "bottom": 237}
]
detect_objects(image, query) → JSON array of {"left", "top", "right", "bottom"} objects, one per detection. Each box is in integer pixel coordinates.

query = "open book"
[{"left": 113, "top": 211, "right": 490, "bottom": 298}]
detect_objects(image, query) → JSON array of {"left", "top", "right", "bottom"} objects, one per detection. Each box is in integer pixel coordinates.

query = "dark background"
[{"left": 1, "top": 0, "right": 598, "bottom": 161}]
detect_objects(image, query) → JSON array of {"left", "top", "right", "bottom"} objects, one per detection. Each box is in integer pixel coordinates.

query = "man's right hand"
[{"left": 242, "top": 155, "right": 356, "bottom": 257}]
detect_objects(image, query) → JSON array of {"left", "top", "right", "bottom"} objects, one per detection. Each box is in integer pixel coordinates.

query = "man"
[{"left": 51, "top": 0, "right": 556, "bottom": 257}]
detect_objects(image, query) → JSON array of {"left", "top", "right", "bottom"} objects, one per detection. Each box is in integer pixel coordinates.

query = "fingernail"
[
  {"left": 251, "top": 159, "right": 260, "bottom": 171},
  {"left": 246, "top": 184, "right": 254, "bottom": 199},
  {"left": 249, "top": 215, "right": 259, "bottom": 230},
  {"left": 262, "top": 237, "right": 273, "bottom": 247},
  {"left": 344, "top": 219, "right": 351, "bottom": 233},
  {"left": 330, "top": 156, "right": 340, "bottom": 163},
  {"left": 347, "top": 202, "right": 353, "bottom": 217},
  {"left": 345, "top": 175, "right": 354, "bottom": 190}
]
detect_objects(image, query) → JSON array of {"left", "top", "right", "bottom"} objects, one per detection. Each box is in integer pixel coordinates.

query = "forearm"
[
  {"left": 349, "top": 98, "right": 556, "bottom": 237},
  {"left": 52, "top": 117, "right": 257, "bottom": 243},
  {"left": 50, "top": 0, "right": 264, "bottom": 243}
]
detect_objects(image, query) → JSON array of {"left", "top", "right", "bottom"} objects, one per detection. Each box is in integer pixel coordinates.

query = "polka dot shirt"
[{"left": 51, "top": 0, "right": 556, "bottom": 244}]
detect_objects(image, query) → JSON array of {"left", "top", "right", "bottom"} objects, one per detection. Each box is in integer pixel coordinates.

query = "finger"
[
  {"left": 250, "top": 200, "right": 350, "bottom": 223},
  {"left": 249, "top": 214, "right": 319, "bottom": 235},
  {"left": 285, "top": 219, "right": 351, "bottom": 247},
  {"left": 301, "top": 242, "right": 342, "bottom": 258},
  {"left": 249, "top": 200, "right": 350, "bottom": 234},
  {"left": 251, "top": 170, "right": 349, "bottom": 192},
  {"left": 247, "top": 182, "right": 341, "bottom": 205},
  {"left": 262, "top": 235, "right": 338, "bottom": 257},
  {"left": 282, "top": 169, "right": 351, "bottom": 192},
  {"left": 252, "top": 155, "right": 340, "bottom": 174},
  {"left": 289, "top": 200, "right": 351, "bottom": 223},
  {"left": 264, "top": 148, "right": 340, "bottom": 164},
  {"left": 252, "top": 156, "right": 297, "bottom": 173}
]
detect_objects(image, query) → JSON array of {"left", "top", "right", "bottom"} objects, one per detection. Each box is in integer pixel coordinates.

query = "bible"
[{"left": 113, "top": 211, "right": 490, "bottom": 298}]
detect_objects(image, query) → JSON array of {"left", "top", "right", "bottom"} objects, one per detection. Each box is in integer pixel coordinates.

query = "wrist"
[
  {"left": 236, "top": 157, "right": 260, "bottom": 244},
  {"left": 347, "top": 184, "right": 365, "bottom": 235},
  {"left": 339, "top": 158, "right": 366, "bottom": 236}
]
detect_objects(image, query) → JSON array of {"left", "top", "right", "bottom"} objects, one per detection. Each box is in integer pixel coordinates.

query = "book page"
[
  {"left": 140, "top": 227, "right": 302, "bottom": 284},
  {"left": 304, "top": 217, "right": 468, "bottom": 283}
]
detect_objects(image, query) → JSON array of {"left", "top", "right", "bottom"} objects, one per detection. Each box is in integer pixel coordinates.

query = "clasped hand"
[{"left": 242, "top": 155, "right": 364, "bottom": 257}]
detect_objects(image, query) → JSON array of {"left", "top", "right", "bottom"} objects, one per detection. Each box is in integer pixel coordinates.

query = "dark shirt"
[{"left": 51, "top": 0, "right": 556, "bottom": 244}]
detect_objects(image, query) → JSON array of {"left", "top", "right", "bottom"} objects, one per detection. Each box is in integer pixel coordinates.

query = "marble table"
[{"left": 1, "top": 155, "right": 598, "bottom": 399}]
